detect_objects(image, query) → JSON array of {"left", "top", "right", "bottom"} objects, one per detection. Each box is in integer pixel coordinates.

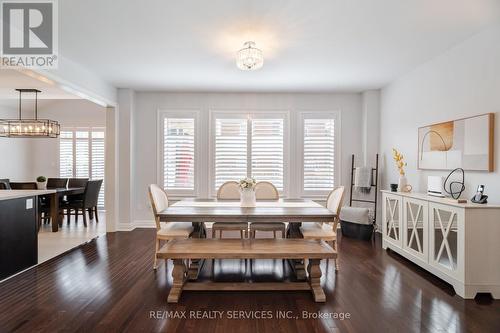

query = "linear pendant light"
[{"left": 0, "top": 89, "right": 60, "bottom": 138}]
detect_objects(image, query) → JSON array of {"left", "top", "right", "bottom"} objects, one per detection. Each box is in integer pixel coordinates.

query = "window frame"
[
  {"left": 157, "top": 110, "right": 200, "bottom": 197},
  {"left": 58, "top": 126, "right": 106, "bottom": 207},
  {"left": 208, "top": 110, "right": 290, "bottom": 197},
  {"left": 299, "top": 111, "right": 341, "bottom": 198}
]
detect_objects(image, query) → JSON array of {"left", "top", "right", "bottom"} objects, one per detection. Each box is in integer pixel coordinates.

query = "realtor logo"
[{"left": 1, "top": 0, "right": 58, "bottom": 68}]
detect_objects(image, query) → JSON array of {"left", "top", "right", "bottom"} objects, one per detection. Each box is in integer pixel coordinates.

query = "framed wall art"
[{"left": 418, "top": 113, "right": 494, "bottom": 171}]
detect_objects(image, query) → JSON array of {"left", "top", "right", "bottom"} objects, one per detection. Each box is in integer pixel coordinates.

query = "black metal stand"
[{"left": 349, "top": 154, "right": 379, "bottom": 225}]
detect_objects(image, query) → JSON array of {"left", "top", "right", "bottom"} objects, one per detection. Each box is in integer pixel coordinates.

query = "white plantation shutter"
[
  {"left": 251, "top": 119, "right": 284, "bottom": 190},
  {"left": 163, "top": 118, "right": 195, "bottom": 191},
  {"left": 91, "top": 130, "right": 105, "bottom": 207},
  {"left": 59, "top": 128, "right": 106, "bottom": 208},
  {"left": 75, "top": 131, "right": 89, "bottom": 177},
  {"left": 214, "top": 118, "right": 247, "bottom": 189},
  {"left": 59, "top": 131, "right": 73, "bottom": 178},
  {"left": 303, "top": 118, "right": 335, "bottom": 192}
]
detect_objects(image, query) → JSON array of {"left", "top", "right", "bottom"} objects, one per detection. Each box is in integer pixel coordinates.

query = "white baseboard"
[
  {"left": 133, "top": 220, "right": 156, "bottom": 229},
  {"left": 117, "top": 223, "right": 135, "bottom": 231}
]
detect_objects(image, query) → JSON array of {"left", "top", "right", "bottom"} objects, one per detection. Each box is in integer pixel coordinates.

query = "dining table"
[
  {"left": 46, "top": 187, "right": 85, "bottom": 232},
  {"left": 157, "top": 198, "right": 337, "bottom": 280}
]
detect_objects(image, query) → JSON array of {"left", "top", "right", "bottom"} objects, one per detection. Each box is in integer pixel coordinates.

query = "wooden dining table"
[
  {"left": 157, "top": 198, "right": 337, "bottom": 280},
  {"left": 46, "top": 187, "right": 85, "bottom": 232}
]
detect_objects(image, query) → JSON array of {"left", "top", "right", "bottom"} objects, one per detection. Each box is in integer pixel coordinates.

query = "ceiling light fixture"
[
  {"left": 236, "top": 41, "right": 263, "bottom": 71},
  {"left": 0, "top": 89, "right": 61, "bottom": 138}
]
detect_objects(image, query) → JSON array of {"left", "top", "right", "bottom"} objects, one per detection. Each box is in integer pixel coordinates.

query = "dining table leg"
[
  {"left": 187, "top": 222, "right": 206, "bottom": 280},
  {"left": 287, "top": 222, "right": 307, "bottom": 280},
  {"left": 50, "top": 192, "right": 59, "bottom": 232}
]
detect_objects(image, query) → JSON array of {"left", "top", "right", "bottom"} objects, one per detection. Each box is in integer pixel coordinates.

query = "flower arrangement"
[
  {"left": 239, "top": 177, "right": 256, "bottom": 190},
  {"left": 392, "top": 148, "right": 407, "bottom": 176}
]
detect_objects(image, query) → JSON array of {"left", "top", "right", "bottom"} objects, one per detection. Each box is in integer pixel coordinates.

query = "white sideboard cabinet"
[{"left": 381, "top": 190, "right": 500, "bottom": 299}]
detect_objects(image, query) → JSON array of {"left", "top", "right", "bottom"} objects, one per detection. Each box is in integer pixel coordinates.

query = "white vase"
[
  {"left": 398, "top": 175, "right": 407, "bottom": 192},
  {"left": 240, "top": 188, "right": 256, "bottom": 207},
  {"left": 37, "top": 181, "right": 47, "bottom": 190}
]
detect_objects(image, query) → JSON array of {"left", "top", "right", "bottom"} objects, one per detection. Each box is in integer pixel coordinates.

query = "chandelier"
[
  {"left": 236, "top": 41, "right": 263, "bottom": 71},
  {"left": 0, "top": 89, "right": 60, "bottom": 138}
]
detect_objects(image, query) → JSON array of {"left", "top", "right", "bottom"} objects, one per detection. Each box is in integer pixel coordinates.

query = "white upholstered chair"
[
  {"left": 212, "top": 181, "right": 248, "bottom": 238},
  {"left": 249, "top": 181, "right": 285, "bottom": 238},
  {"left": 148, "top": 184, "right": 194, "bottom": 269},
  {"left": 300, "top": 186, "right": 345, "bottom": 270}
]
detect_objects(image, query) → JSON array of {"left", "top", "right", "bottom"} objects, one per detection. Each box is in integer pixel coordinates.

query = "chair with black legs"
[
  {"left": 60, "top": 179, "right": 102, "bottom": 226},
  {"left": 46, "top": 178, "right": 69, "bottom": 224},
  {"left": 47, "top": 178, "right": 68, "bottom": 189},
  {"left": 68, "top": 178, "right": 89, "bottom": 188},
  {"left": 10, "top": 182, "right": 38, "bottom": 189},
  {"left": 66, "top": 178, "right": 89, "bottom": 219}
]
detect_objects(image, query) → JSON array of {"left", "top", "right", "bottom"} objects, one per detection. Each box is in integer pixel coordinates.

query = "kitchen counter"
[
  {"left": 0, "top": 190, "right": 55, "bottom": 281},
  {"left": 0, "top": 189, "right": 55, "bottom": 201}
]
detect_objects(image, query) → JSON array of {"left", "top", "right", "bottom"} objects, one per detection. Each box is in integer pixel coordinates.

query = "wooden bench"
[{"left": 156, "top": 238, "right": 337, "bottom": 303}]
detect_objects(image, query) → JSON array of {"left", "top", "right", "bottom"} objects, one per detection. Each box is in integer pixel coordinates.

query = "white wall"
[
  {"left": 116, "top": 89, "right": 135, "bottom": 230},
  {"left": 0, "top": 101, "right": 33, "bottom": 180},
  {"left": 30, "top": 99, "right": 106, "bottom": 178},
  {"left": 362, "top": 90, "right": 380, "bottom": 166},
  {"left": 0, "top": 99, "right": 106, "bottom": 181},
  {"left": 380, "top": 23, "right": 500, "bottom": 208},
  {"left": 131, "top": 92, "right": 367, "bottom": 223}
]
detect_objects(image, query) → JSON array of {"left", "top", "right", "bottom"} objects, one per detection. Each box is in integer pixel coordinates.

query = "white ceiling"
[
  {"left": 58, "top": 0, "right": 500, "bottom": 92},
  {"left": 0, "top": 69, "right": 80, "bottom": 99}
]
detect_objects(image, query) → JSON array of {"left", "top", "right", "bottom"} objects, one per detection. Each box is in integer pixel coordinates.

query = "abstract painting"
[{"left": 418, "top": 113, "right": 494, "bottom": 171}]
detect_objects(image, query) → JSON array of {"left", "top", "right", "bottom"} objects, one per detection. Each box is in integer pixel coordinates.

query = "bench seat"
[{"left": 157, "top": 238, "right": 336, "bottom": 303}]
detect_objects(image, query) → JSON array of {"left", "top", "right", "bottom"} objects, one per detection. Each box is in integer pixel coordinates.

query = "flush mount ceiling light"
[
  {"left": 0, "top": 89, "right": 60, "bottom": 138},
  {"left": 236, "top": 41, "right": 263, "bottom": 71}
]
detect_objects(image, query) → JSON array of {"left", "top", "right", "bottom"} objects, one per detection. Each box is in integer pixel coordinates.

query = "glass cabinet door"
[
  {"left": 384, "top": 194, "right": 402, "bottom": 246},
  {"left": 429, "top": 204, "right": 461, "bottom": 277},
  {"left": 403, "top": 198, "right": 428, "bottom": 260}
]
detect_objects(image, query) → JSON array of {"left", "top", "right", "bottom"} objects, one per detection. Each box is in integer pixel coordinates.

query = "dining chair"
[
  {"left": 47, "top": 178, "right": 68, "bottom": 189},
  {"left": 148, "top": 184, "right": 194, "bottom": 269},
  {"left": 60, "top": 180, "right": 102, "bottom": 226},
  {"left": 9, "top": 182, "right": 38, "bottom": 189},
  {"left": 68, "top": 178, "right": 89, "bottom": 188},
  {"left": 66, "top": 178, "right": 89, "bottom": 217},
  {"left": 249, "top": 181, "right": 285, "bottom": 238},
  {"left": 212, "top": 181, "right": 248, "bottom": 239},
  {"left": 10, "top": 182, "right": 50, "bottom": 230},
  {"left": 0, "top": 179, "right": 11, "bottom": 189},
  {"left": 300, "top": 186, "right": 345, "bottom": 270}
]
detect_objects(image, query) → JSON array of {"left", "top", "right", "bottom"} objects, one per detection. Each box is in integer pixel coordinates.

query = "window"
[
  {"left": 251, "top": 119, "right": 284, "bottom": 189},
  {"left": 159, "top": 111, "right": 198, "bottom": 196},
  {"left": 75, "top": 131, "right": 89, "bottom": 177},
  {"left": 212, "top": 112, "right": 286, "bottom": 192},
  {"left": 163, "top": 117, "right": 195, "bottom": 191},
  {"left": 59, "top": 128, "right": 106, "bottom": 207},
  {"left": 59, "top": 131, "right": 74, "bottom": 178},
  {"left": 302, "top": 115, "right": 337, "bottom": 194},
  {"left": 214, "top": 118, "right": 247, "bottom": 188},
  {"left": 91, "top": 131, "right": 105, "bottom": 207}
]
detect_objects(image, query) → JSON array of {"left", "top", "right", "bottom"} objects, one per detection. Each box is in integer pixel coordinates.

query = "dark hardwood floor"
[{"left": 0, "top": 229, "right": 499, "bottom": 333}]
